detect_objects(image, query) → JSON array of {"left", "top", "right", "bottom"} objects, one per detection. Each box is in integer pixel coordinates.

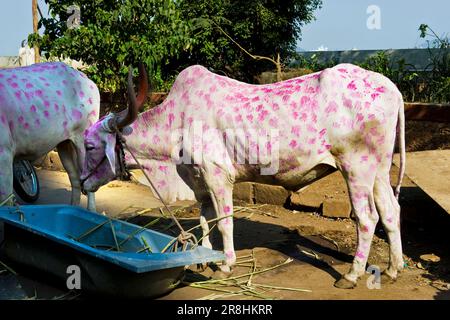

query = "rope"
[{"left": 116, "top": 130, "right": 197, "bottom": 247}]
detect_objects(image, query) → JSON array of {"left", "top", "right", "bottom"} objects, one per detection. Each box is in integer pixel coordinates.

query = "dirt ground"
[{"left": 1, "top": 167, "right": 449, "bottom": 300}]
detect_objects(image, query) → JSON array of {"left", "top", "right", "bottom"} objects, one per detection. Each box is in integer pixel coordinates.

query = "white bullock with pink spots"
[
  {"left": 0, "top": 62, "right": 99, "bottom": 210},
  {"left": 81, "top": 63, "right": 405, "bottom": 289}
]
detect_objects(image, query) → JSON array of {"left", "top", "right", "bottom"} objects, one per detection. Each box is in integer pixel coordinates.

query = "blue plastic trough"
[{"left": 0, "top": 205, "right": 224, "bottom": 298}]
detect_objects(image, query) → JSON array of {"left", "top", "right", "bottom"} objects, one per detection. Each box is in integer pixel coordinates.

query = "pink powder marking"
[
  {"left": 325, "top": 101, "right": 338, "bottom": 114},
  {"left": 10, "top": 82, "right": 18, "bottom": 89},
  {"left": 356, "top": 251, "right": 365, "bottom": 259},
  {"left": 18, "top": 116, "right": 24, "bottom": 123},
  {"left": 23, "top": 123, "right": 30, "bottom": 129},
  {"left": 35, "top": 119, "right": 41, "bottom": 127},
  {"left": 225, "top": 251, "right": 234, "bottom": 259},
  {"left": 54, "top": 103, "right": 59, "bottom": 111},
  {"left": 371, "top": 93, "right": 380, "bottom": 101},
  {"left": 44, "top": 100, "right": 50, "bottom": 108},
  {"left": 213, "top": 167, "right": 222, "bottom": 176},
  {"left": 224, "top": 206, "right": 231, "bottom": 214},
  {"left": 88, "top": 97, "right": 93, "bottom": 105},
  {"left": 319, "top": 128, "right": 327, "bottom": 138},
  {"left": 157, "top": 180, "right": 167, "bottom": 188},
  {"left": 375, "top": 86, "right": 385, "bottom": 93},
  {"left": 152, "top": 135, "right": 160, "bottom": 144},
  {"left": 347, "top": 81, "right": 357, "bottom": 90},
  {"left": 291, "top": 125, "right": 301, "bottom": 137},
  {"left": 301, "top": 113, "right": 308, "bottom": 121},
  {"left": 258, "top": 110, "right": 269, "bottom": 121},
  {"left": 79, "top": 91, "right": 85, "bottom": 98},
  {"left": 289, "top": 140, "right": 297, "bottom": 148},
  {"left": 356, "top": 113, "right": 364, "bottom": 122},
  {"left": 269, "top": 118, "right": 278, "bottom": 127},
  {"left": 246, "top": 114, "right": 253, "bottom": 122},
  {"left": 307, "top": 138, "right": 316, "bottom": 145},
  {"left": 71, "top": 109, "right": 83, "bottom": 120},
  {"left": 56, "top": 90, "right": 62, "bottom": 96},
  {"left": 43, "top": 111, "right": 50, "bottom": 119},
  {"left": 361, "top": 225, "right": 369, "bottom": 233},
  {"left": 158, "top": 165, "right": 168, "bottom": 174},
  {"left": 307, "top": 124, "right": 316, "bottom": 133},
  {"left": 168, "top": 113, "right": 175, "bottom": 126},
  {"left": 343, "top": 97, "right": 352, "bottom": 109},
  {"left": 15, "top": 91, "right": 22, "bottom": 100},
  {"left": 26, "top": 83, "right": 33, "bottom": 89}
]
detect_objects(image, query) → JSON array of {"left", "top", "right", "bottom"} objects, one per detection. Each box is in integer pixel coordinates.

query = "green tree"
[
  {"left": 172, "top": 0, "right": 322, "bottom": 82},
  {"left": 30, "top": 0, "right": 193, "bottom": 93}
]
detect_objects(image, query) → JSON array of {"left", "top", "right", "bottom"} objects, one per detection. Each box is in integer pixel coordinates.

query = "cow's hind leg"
[
  {"left": 177, "top": 163, "right": 235, "bottom": 273},
  {"left": 177, "top": 164, "right": 213, "bottom": 250},
  {"left": 335, "top": 162, "right": 379, "bottom": 289},
  {"left": 374, "top": 173, "right": 404, "bottom": 280}
]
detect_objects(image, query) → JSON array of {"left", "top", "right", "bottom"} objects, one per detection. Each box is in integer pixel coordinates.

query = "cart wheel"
[{"left": 13, "top": 160, "right": 40, "bottom": 203}]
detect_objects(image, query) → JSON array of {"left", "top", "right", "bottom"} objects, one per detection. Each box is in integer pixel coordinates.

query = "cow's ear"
[
  {"left": 105, "top": 134, "right": 116, "bottom": 174},
  {"left": 122, "top": 126, "right": 133, "bottom": 136}
]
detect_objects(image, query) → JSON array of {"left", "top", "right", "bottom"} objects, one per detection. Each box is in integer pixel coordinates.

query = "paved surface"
[
  {"left": 394, "top": 150, "right": 450, "bottom": 215},
  {"left": 21, "top": 169, "right": 194, "bottom": 216}
]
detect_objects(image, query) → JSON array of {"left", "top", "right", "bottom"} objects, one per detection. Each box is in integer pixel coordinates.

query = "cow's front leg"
[
  {"left": 0, "top": 152, "right": 14, "bottom": 205},
  {"left": 57, "top": 141, "right": 81, "bottom": 206},
  {"left": 71, "top": 138, "right": 97, "bottom": 212}
]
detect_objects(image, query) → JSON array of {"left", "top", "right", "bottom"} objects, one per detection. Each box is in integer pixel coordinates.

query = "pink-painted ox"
[
  {"left": 0, "top": 62, "right": 99, "bottom": 210},
  {"left": 81, "top": 63, "right": 406, "bottom": 288}
]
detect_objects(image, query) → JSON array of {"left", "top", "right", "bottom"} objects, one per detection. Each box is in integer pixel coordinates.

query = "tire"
[{"left": 13, "top": 160, "right": 40, "bottom": 203}]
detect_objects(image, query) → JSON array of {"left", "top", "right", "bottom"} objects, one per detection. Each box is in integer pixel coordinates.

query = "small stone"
[
  {"left": 420, "top": 254, "right": 440, "bottom": 263},
  {"left": 233, "top": 182, "right": 254, "bottom": 204},
  {"left": 322, "top": 199, "right": 352, "bottom": 218},
  {"left": 289, "top": 192, "right": 323, "bottom": 209},
  {"left": 253, "top": 183, "right": 290, "bottom": 205}
]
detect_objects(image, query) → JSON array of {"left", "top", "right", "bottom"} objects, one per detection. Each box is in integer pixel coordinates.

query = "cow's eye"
[{"left": 86, "top": 145, "right": 95, "bottom": 151}]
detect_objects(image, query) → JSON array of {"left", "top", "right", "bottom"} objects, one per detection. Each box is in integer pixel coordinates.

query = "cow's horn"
[{"left": 114, "top": 63, "right": 149, "bottom": 129}]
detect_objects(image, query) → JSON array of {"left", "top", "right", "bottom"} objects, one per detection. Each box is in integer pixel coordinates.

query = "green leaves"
[{"left": 31, "top": 0, "right": 193, "bottom": 93}]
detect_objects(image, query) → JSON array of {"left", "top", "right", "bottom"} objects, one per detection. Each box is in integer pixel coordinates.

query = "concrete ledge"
[{"left": 34, "top": 151, "right": 65, "bottom": 171}]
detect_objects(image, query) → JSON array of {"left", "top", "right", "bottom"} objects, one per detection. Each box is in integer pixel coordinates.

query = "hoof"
[
  {"left": 196, "top": 263, "right": 209, "bottom": 272},
  {"left": 212, "top": 267, "right": 234, "bottom": 280},
  {"left": 334, "top": 277, "right": 357, "bottom": 289},
  {"left": 381, "top": 271, "right": 397, "bottom": 284},
  {"left": 219, "top": 264, "right": 233, "bottom": 274}
]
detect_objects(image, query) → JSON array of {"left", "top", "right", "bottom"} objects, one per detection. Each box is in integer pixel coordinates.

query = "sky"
[{"left": 0, "top": 0, "right": 448, "bottom": 56}]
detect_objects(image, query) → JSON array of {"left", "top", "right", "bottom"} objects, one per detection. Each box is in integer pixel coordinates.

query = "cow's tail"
[{"left": 394, "top": 97, "right": 406, "bottom": 200}]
